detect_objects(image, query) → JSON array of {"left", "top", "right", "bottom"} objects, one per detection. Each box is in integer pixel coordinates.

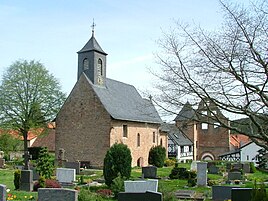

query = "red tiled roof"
[
  {"left": 230, "top": 134, "right": 251, "bottom": 149},
  {"left": 31, "top": 129, "right": 55, "bottom": 152}
]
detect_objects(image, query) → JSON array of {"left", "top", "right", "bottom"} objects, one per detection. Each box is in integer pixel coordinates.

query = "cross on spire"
[{"left": 91, "top": 19, "right": 96, "bottom": 36}]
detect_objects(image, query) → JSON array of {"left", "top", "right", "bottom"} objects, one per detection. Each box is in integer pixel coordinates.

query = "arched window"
[
  {"left": 83, "top": 58, "right": 89, "bottom": 70},
  {"left": 160, "top": 138, "right": 163, "bottom": 146},
  {"left": 153, "top": 132, "right": 156, "bottom": 143},
  {"left": 97, "top": 58, "right": 103, "bottom": 76},
  {"left": 137, "top": 133, "right": 140, "bottom": 147}
]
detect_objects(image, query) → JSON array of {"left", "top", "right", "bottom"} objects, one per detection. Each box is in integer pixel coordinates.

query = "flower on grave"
[{"left": 6, "top": 188, "right": 10, "bottom": 193}]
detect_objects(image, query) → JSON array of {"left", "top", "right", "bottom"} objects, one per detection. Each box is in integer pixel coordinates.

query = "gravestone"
[
  {"left": 208, "top": 165, "right": 219, "bottom": 174},
  {"left": 118, "top": 191, "right": 163, "bottom": 201},
  {"left": 56, "top": 168, "right": 76, "bottom": 184},
  {"left": 142, "top": 166, "right": 157, "bottom": 178},
  {"left": 31, "top": 168, "right": 39, "bottom": 181},
  {"left": 231, "top": 188, "right": 252, "bottom": 201},
  {"left": 0, "top": 184, "right": 7, "bottom": 201},
  {"left": 0, "top": 159, "right": 5, "bottom": 168},
  {"left": 242, "top": 163, "right": 251, "bottom": 173},
  {"left": 207, "top": 161, "right": 216, "bottom": 168},
  {"left": 64, "top": 161, "right": 80, "bottom": 175},
  {"left": 38, "top": 188, "right": 78, "bottom": 201},
  {"left": 226, "top": 163, "right": 231, "bottom": 171},
  {"left": 212, "top": 186, "right": 239, "bottom": 201},
  {"left": 190, "top": 161, "right": 198, "bottom": 171},
  {"left": 124, "top": 180, "right": 158, "bottom": 192},
  {"left": 20, "top": 170, "right": 33, "bottom": 191},
  {"left": 197, "top": 162, "right": 207, "bottom": 187},
  {"left": 228, "top": 172, "right": 242, "bottom": 180},
  {"left": 233, "top": 163, "right": 242, "bottom": 170}
]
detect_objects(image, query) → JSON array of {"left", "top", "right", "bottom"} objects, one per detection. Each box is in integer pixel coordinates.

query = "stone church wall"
[{"left": 56, "top": 75, "right": 111, "bottom": 168}]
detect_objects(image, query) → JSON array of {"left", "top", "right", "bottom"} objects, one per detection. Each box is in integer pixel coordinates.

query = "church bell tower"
[{"left": 77, "top": 21, "right": 107, "bottom": 86}]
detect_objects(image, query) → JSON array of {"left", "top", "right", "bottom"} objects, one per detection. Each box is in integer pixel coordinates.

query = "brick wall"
[{"left": 110, "top": 120, "right": 166, "bottom": 167}]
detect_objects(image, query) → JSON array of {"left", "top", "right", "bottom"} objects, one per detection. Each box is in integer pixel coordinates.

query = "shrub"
[
  {"left": 14, "top": 169, "right": 21, "bottom": 190},
  {"left": 36, "top": 147, "right": 54, "bottom": 179},
  {"left": 96, "top": 189, "right": 113, "bottom": 197},
  {"left": 78, "top": 189, "right": 103, "bottom": 201},
  {"left": 148, "top": 145, "right": 166, "bottom": 168},
  {"left": 33, "top": 179, "right": 61, "bottom": 191},
  {"left": 39, "top": 176, "right": 46, "bottom": 188},
  {"left": 207, "top": 179, "right": 219, "bottom": 186},
  {"left": 110, "top": 175, "right": 125, "bottom": 198},
  {"left": 164, "top": 158, "right": 176, "bottom": 167},
  {"left": 250, "top": 162, "right": 257, "bottom": 173},
  {"left": 103, "top": 143, "right": 132, "bottom": 186}
]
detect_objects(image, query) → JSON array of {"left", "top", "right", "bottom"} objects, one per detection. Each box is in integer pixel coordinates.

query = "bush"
[
  {"left": 165, "top": 158, "right": 176, "bottom": 167},
  {"left": 78, "top": 189, "right": 103, "bottom": 201},
  {"left": 103, "top": 143, "right": 132, "bottom": 186},
  {"left": 14, "top": 169, "right": 21, "bottom": 190},
  {"left": 36, "top": 147, "right": 54, "bottom": 179},
  {"left": 33, "top": 179, "right": 61, "bottom": 191},
  {"left": 110, "top": 175, "right": 125, "bottom": 198},
  {"left": 148, "top": 145, "right": 166, "bottom": 168},
  {"left": 250, "top": 162, "right": 257, "bottom": 173}
]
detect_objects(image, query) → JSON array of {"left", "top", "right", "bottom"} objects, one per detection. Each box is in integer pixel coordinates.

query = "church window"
[
  {"left": 137, "top": 133, "right": 141, "bottom": 147},
  {"left": 160, "top": 138, "right": 163, "bottom": 146},
  {"left": 201, "top": 123, "right": 208, "bottom": 130},
  {"left": 123, "top": 125, "right": 128, "bottom": 138},
  {"left": 83, "top": 58, "right": 89, "bottom": 70},
  {"left": 97, "top": 58, "right": 103, "bottom": 76},
  {"left": 153, "top": 132, "right": 156, "bottom": 143}
]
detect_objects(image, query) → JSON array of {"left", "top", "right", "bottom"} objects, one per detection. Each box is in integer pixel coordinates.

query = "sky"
[{"left": 0, "top": 0, "right": 250, "bottom": 120}]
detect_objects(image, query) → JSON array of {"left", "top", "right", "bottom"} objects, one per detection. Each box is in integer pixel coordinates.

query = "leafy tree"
[
  {"left": 103, "top": 143, "right": 132, "bottom": 186},
  {"left": 148, "top": 145, "right": 166, "bottom": 168},
  {"left": 0, "top": 132, "right": 23, "bottom": 154},
  {"left": 153, "top": 0, "right": 268, "bottom": 149},
  {"left": 36, "top": 147, "right": 54, "bottom": 179},
  {"left": 0, "top": 60, "right": 66, "bottom": 169}
]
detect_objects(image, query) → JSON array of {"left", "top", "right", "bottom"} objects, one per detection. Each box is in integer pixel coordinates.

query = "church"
[{"left": 55, "top": 29, "right": 166, "bottom": 168}]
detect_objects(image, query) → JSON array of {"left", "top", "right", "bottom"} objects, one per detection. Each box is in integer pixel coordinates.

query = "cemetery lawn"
[
  {"left": 0, "top": 169, "right": 38, "bottom": 201},
  {"left": 1, "top": 164, "right": 268, "bottom": 201}
]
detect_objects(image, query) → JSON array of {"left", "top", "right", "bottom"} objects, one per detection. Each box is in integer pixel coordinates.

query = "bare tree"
[{"left": 154, "top": 0, "right": 268, "bottom": 149}]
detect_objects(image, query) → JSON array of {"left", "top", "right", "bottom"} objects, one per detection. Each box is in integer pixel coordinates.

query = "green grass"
[{"left": 2, "top": 164, "right": 268, "bottom": 201}]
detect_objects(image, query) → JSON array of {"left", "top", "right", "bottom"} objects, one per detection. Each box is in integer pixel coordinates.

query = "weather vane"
[{"left": 91, "top": 18, "right": 96, "bottom": 36}]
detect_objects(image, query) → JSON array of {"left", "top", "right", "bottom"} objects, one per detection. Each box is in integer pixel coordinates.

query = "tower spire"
[{"left": 91, "top": 19, "right": 96, "bottom": 36}]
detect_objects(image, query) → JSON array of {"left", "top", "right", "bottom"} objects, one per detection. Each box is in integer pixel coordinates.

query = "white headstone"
[
  {"left": 56, "top": 168, "right": 76, "bottom": 183},
  {"left": 124, "top": 179, "right": 158, "bottom": 192},
  {"left": 190, "top": 160, "right": 199, "bottom": 171}
]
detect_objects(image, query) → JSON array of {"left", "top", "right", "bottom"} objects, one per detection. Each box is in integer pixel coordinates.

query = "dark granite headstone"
[
  {"left": 212, "top": 186, "right": 239, "bottom": 201},
  {"left": 0, "top": 184, "right": 6, "bottom": 201},
  {"left": 207, "top": 161, "right": 216, "bottom": 168},
  {"left": 242, "top": 163, "right": 251, "bottom": 173},
  {"left": 20, "top": 170, "right": 33, "bottom": 191},
  {"left": 233, "top": 163, "right": 242, "bottom": 170},
  {"left": 226, "top": 163, "right": 231, "bottom": 171},
  {"left": 31, "top": 168, "right": 40, "bottom": 181},
  {"left": 208, "top": 165, "right": 219, "bottom": 174},
  {"left": 64, "top": 161, "right": 80, "bottom": 174},
  {"left": 142, "top": 166, "right": 157, "bottom": 178},
  {"left": 231, "top": 188, "right": 252, "bottom": 201},
  {"left": 228, "top": 172, "right": 242, "bottom": 180},
  {"left": 118, "top": 191, "right": 162, "bottom": 201},
  {"left": 38, "top": 188, "right": 78, "bottom": 201}
]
